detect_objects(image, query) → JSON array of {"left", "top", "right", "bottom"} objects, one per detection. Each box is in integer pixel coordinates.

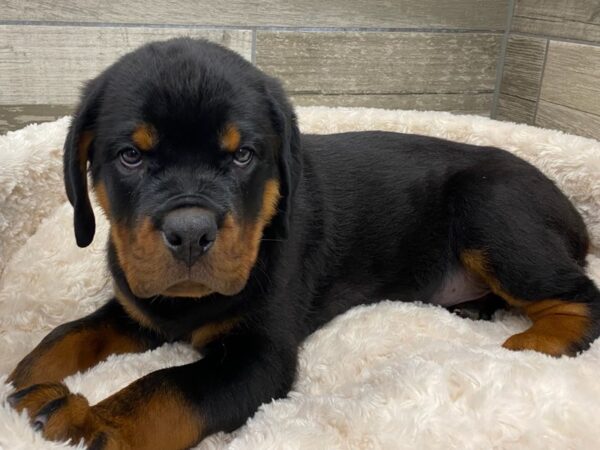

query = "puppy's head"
[{"left": 64, "top": 38, "right": 301, "bottom": 299}]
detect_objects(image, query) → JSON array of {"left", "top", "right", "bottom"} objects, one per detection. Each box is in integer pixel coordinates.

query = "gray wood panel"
[
  {"left": 0, "top": 25, "right": 252, "bottom": 104},
  {"left": 0, "top": 105, "right": 73, "bottom": 135},
  {"left": 512, "top": 0, "right": 600, "bottom": 43},
  {"left": 539, "top": 41, "right": 600, "bottom": 117},
  {"left": 499, "top": 35, "right": 547, "bottom": 100},
  {"left": 495, "top": 94, "right": 536, "bottom": 124},
  {"left": 3, "top": 0, "right": 510, "bottom": 30},
  {"left": 536, "top": 100, "right": 600, "bottom": 140},
  {"left": 256, "top": 32, "right": 502, "bottom": 96},
  {"left": 291, "top": 93, "right": 492, "bottom": 115}
]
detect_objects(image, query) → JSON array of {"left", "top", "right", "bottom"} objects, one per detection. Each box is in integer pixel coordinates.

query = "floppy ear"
[
  {"left": 264, "top": 77, "right": 302, "bottom": 238},
  {"left": 63, "top": 77, "right": 105, "bottom": 247}
]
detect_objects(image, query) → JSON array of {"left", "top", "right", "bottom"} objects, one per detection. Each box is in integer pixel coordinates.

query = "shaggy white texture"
[{"left": 1, "top": 107, "right": 600, "bottom": 449}]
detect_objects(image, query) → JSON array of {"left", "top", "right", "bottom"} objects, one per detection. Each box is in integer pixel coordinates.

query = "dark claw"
[
  {"left": 89, "top": 433, "right": 108, "bottom": 450},
  {"left": 32, "top": 396, "right": 67, "bottom": 431},
  {"left": 449, "top": 294, "right": 507, "bottom": 321},
  {"left": 7, "top": 385, "right": 38, "bottom": 407}
]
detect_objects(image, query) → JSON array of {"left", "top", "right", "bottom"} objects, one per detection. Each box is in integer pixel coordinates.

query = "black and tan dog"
[{"left": 7, "top": 38, "right": 600, "bottom": 449}]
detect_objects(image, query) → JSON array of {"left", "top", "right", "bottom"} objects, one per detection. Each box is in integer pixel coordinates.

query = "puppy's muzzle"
[{"left": 161, "top": 207, "right": 217, "bottom": 266}]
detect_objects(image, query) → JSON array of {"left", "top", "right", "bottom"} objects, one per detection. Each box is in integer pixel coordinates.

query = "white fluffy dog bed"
[{"left": 1, "top": 107, "right": 600, "bottom": 449}]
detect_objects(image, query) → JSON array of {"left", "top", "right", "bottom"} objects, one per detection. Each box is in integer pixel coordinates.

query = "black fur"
[{"left": 16, "top": 38, "right": 600, "bottom": 447}]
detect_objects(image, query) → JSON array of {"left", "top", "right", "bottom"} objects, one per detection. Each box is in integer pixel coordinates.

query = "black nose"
[{"left": 161, "top": 208, "right": 217, "bottom": 265}]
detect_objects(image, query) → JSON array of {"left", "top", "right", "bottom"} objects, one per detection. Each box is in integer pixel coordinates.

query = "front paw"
[{"left": 7, "top": 383, "right": 124, "bottom": 449}]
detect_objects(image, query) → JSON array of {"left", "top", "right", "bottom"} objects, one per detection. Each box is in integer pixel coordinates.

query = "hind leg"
[
  {"left": 461, "top": 247, "right": 599, "bottom": 356},
  {"left": 451, "top": 165, "right": 599, "bottom": 356}
]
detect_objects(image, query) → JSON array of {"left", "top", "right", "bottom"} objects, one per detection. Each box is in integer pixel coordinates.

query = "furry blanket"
[{"left": 1, "top": 107, "right": 600, "bottom": 449}]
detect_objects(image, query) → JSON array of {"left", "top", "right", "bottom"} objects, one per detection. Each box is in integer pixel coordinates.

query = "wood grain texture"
[
  {"left": 495, "top": 94, "right": 536, "bottom": 124},
  {"left": 539, "top": 41, "right": 600, "bottom": 116},
  {"left": 0, "top": 25, "right": 252, "bottom": 104},
  {"left": 256, "top": 32, "right": 503, "bottom": 95},
  {"left": 512, "top": 0, "right": 600, "bottom": 43},
  {"left": 0, "top": 105, "right": 73, "bottom": 135},
  {"left": 536, "top": 100, "right": 600, "bottom": 140},
  {"left": 3, "top": 0, "right": 510, "bottom": 30},
  {"left": 499, "top": 35, "right": 547, "bottom": 100},
  {"left": 291, "top": 93, "right": 492, "bottom": 115}
]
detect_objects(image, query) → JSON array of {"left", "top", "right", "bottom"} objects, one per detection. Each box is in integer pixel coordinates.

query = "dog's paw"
[{"left": 7, "top": 383, "right": 124, "bottom": 449}]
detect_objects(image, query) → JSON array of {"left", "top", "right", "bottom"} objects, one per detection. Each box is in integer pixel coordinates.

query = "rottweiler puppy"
[{"left": 8, "top": 38, "right": 600, "bottom": 449}]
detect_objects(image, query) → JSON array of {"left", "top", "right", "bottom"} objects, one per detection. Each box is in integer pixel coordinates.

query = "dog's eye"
[
  {"left": 233, "top": 146, "right": 254, "bottom": 167},
  {"left": 119, "top": 147, "right": 142, "bottom": 168}
]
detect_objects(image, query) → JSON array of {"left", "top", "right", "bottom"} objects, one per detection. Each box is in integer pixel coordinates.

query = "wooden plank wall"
[
  {"left": 3, "top": 1, "right": 599, "bottom": 141},
  {"left": 0, "top": 0, "right": 508, "bottom": 133},
  {"left": 495, "top": 0, "right": 600, "bottom": 140}
]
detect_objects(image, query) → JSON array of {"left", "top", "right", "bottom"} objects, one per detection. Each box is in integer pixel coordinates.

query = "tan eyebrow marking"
[
  {"left": 131, "top": 123, "right": 157, "bottom": 151},
  {"left": 220, "top": 123, "right": 241, "bottom": 153}
]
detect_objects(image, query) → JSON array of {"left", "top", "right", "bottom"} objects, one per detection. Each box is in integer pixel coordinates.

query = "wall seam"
[
  {"left": 491, "top": 0, "right": 516, "bottom": 119},
  {"left": 532, "top": 39, "right": 550, "bottom": 124},
  {"left": 0, "top": 20, "right": 505, "bottom": 34},
  {"left": 510, "top": 31, "right": 600, "bottom": 48},
  {"left": 251, "top": 29, "right": 257, "bottom": 64}
]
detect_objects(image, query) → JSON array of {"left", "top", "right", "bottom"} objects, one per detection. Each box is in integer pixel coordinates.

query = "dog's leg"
[
  {"left": 8, "top": 330, "right": 296, "bottom": 450},
  {"left": 451, "top": 169, "right": 599, "bottom": 356},
  {"left": 461, "top": 249, "right": 600, "bottom": 356},
  {"left": 8, "top": 299, "right": 161, "bottom": 389}
]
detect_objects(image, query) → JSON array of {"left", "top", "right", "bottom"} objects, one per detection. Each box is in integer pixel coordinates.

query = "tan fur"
[
  {"left": 95, "top": 182, "right": 195, "bottom": 300},
  {"left": 110, "top": 218, "right": 185, "bottom": 298},
  {"left": 113, "top": 284, "right": 160, "bottom": 333},
  {"left": 162, "top": 281, "right": 212, "bottom": 298},
  {"left": 199, "top": 179, "right": 281, "bottom": 295},
  {"left": 461, "top": 249, "right": 591, "bottom": 356},
  {"left": 220, "top": 123, "right": 241, "bottom": 153},
  {"left": 12, "top": 383, "right": 202, "bottom": 450},
  {"left": 131, "top": 124, "right": 157, "bottom": 151},
  {"left": 8, "top": 324, "right": 147, "bottom": 389},
  {"left": 190, "top": 318, "right": 240, "bottom": 350},
  {"left": 94, "top": 181, "right": 110, "bottom": 215},
  {"left": 42, "top": 392, "right": 93, "bottom": 442},
  {"left": 460, "top": 250, "right": 521, "bottom": 305},
  {"left": 85, "top": 386, "right": 202, "bottom": 450},
  {"left": 78, "top": 131, "right": 94, "bottom": 172},
  {"left": 73, "top": 130, "right": 94, "bottom": 217},
  {"left": 106, "top": 180, "right": 280, "bottom": 300},
  {"left": 503, "top": 300, "right": 590, "bottom": 356},
  {"left": 11, "top": 383, "right": 71, "bottom": 416},
  {"left": 96, "top": 181, "right": 175, "bottom": 329},
  {"left": 118, "top": 390, "right": 202, "bottom": 450}
]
